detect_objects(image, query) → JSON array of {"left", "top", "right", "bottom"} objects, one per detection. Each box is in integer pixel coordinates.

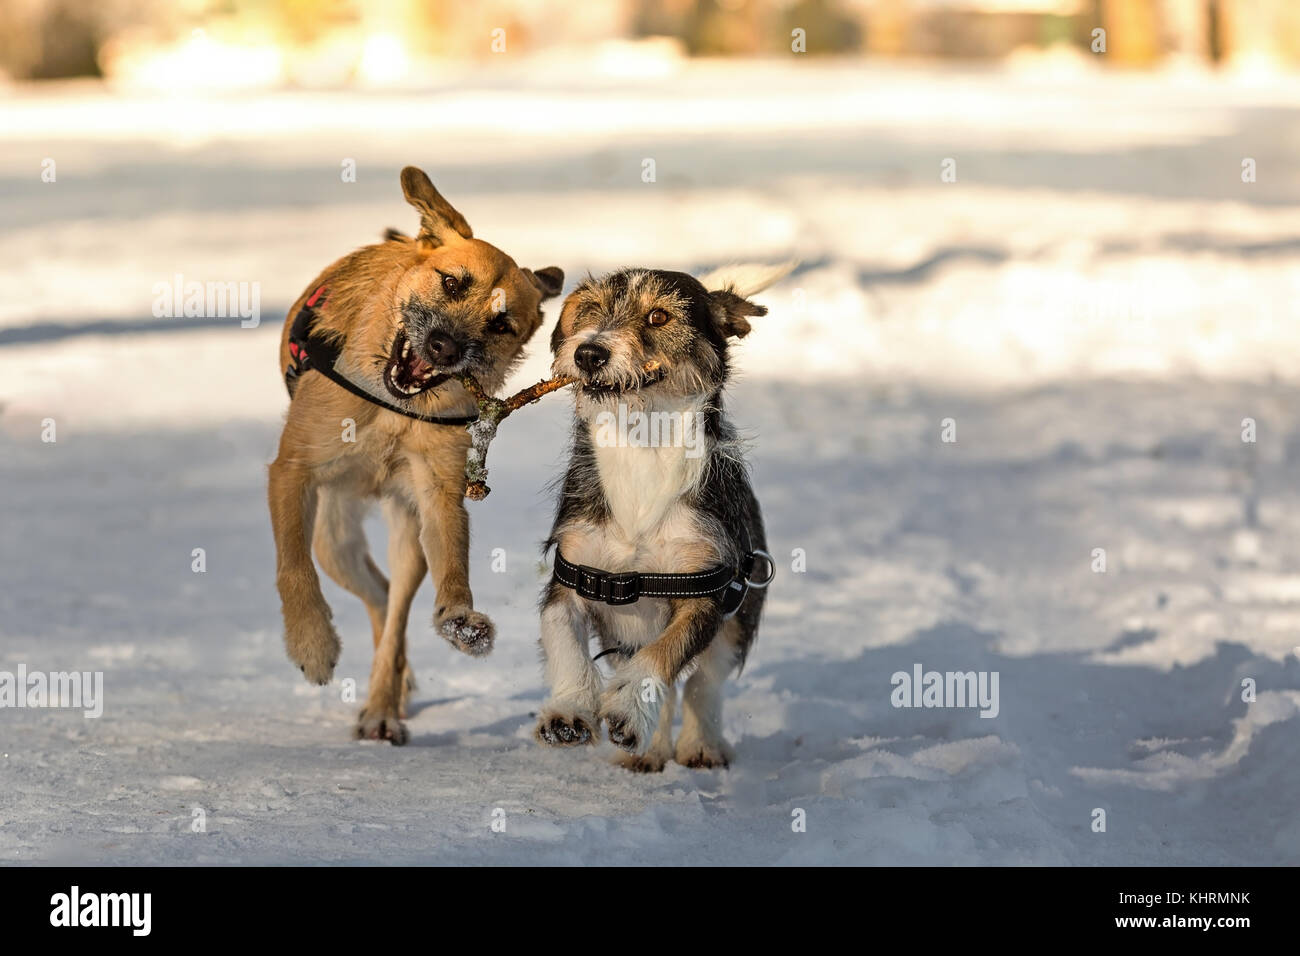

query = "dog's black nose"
[
  {"left": 574, "top": 342, "right": 610, "bottom": 374},
  {"left": 425, "top": 332, "right": 462, "bottom": 367}
]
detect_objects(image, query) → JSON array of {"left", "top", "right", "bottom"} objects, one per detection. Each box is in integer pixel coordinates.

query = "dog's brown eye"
[
  {"left": 648, "top": 308, "right": 671, "bottom": 327},
  {"left": 442, "top": 274, "right": 460, "bottom": 297},
  {"left": 487, "top": 316, "right": 512, "bottom": 335}
]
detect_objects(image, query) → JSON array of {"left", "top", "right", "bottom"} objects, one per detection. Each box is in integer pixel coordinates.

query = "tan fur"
[{"left": 269, "top": 166, "right": 562, "bottom": 744}]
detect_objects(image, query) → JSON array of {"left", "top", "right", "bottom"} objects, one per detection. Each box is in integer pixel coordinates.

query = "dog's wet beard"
[{"left": 383, "top": 328, "right": 449, "bottom": 399}]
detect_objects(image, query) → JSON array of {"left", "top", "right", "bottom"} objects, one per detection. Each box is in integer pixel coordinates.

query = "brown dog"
[{"left": 268, "top": 166, "right": 562, "bottom": 744}]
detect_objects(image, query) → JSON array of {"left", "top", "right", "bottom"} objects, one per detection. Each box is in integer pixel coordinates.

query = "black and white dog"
[{"left": 536, "top": 264, "right": 789, "bottom": 771}]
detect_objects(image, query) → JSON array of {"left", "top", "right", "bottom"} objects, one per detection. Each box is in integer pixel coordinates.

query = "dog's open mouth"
[
  {"left": 581, "top": 366, "right": 666, "bottom": 397},
  {"left": 383, "top": 329, "right": 449, "bottom": 399}
]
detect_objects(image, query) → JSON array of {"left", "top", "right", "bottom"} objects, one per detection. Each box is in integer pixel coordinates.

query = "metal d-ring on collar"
[
  {"left": 746, "top": 549, "right": 776, "bottom": 588},
  {"left": 717, "top": 545, "right": 775, "bottom": 618}
]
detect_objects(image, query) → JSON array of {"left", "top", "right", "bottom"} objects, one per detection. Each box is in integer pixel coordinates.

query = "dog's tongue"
[
  {"left": 385, "top": 332, "right": 446, "bottom": 398},
  {"left": 403, "top": 351, "right": 433, "bottom": 380}
]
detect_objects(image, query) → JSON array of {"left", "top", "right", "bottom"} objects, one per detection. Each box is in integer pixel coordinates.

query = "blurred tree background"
[{"left": 0, "top": 0, "right": 1297, "bottom": 83}]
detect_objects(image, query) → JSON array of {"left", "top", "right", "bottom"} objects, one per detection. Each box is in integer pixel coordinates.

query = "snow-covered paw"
[
  {"left": 600, "top": 675, "right": 665, "bottom": 756},
  {"left": 616, "top": 749, "right": 670, "bottom": 773},
  {"left": 436, "top": 606, "right": 494, "bottom": 657},
  {"left": 354, "top": 705, "right": 409, "bottom": 745},
  {"left": 675, "top": 736, "right": 734, "bottom": 770},
  {"left": 535, "top": 706, "right": 599, "bottom": 747},
  {"left": 284, "top": 612, "right": 340, "bottom": 685}
]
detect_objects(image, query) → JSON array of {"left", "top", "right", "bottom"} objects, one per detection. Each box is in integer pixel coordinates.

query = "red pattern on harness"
[{"left": 285, "top": 286, "right": 327, "bottom": 382}]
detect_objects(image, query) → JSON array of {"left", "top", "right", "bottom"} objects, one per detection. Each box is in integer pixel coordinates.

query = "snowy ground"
[{"left": 2, "top": 59, "right": 1300, "bottom": 864}]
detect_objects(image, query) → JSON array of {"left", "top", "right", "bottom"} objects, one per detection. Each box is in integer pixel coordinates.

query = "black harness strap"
[
  {"left": 554, "top": 549, "right": 764, "bottom": 617},
  {"left": 284, "top": 287, "right": 479, "bottom": 427}
]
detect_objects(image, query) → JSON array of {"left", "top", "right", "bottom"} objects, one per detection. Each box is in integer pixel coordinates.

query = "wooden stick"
[{"left": 458, "top": 361, "right": 660, "bottom": 500}]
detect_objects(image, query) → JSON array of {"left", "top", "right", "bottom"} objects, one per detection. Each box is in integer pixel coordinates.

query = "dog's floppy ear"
[
  {"left": 400, "top": 166, "right": 473, "bottom": 247},
  {"left": 698, "top": 261, "right": 793, "bottom": 339},
  {"left": 708, "top": 289, "right": 767, "bottom": 339},
  {"left": 523, "top": 266, "right": 564, "bottom": 300}
]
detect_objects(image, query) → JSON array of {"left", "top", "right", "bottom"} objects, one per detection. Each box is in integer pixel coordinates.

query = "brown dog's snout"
[
  {"left": 425, "top": 331, "right": 463, "bottom": 367},
  {"left": 574, "top": 342, "right": 610, "bottom": 374}
]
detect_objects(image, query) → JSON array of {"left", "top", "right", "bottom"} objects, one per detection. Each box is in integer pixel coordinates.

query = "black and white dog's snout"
[{"left": 574, "top": 342, "right": 610, "bottom": 374}]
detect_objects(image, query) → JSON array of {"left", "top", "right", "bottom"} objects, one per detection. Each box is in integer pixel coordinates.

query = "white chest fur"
[{"left": 587, "top": 397, "right": 708, "bottom": 541}]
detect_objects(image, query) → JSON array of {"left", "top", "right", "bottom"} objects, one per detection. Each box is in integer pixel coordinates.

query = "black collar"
[
  {"left": 553, "top": 549, "right": 773, "bottom": 618},
  {"left": 284, "top": 287, "right": 479, "bottom": 427}
]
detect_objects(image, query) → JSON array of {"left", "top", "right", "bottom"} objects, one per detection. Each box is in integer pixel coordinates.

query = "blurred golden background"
[{"left": 2, "top": 0, "right": 1298, "bottom": 89}]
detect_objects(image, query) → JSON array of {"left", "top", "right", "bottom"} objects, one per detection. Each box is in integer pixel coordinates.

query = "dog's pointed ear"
[
  {"left": 524, "top": 266, "right": 564, "bottom": 300},
  {"left": 400, "top": 166, "right": 473, "bottom": 248},
  {"left": 708, "top": 289, "right": 767, "bottom": 339}
]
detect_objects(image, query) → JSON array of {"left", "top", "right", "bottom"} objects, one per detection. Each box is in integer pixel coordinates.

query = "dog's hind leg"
[
  {"left": 268, "top": 457, "right": 340, "bottom": 685},
  {"left": 312, "top": 487, "right": 389, "bottom": 649},
  {"left": 675, "top": 619, "right": 742, "bottom": 769},
  {"left": 384, "top": 499, "right": 423, "bottom": 712},
  {"left": 355, "top": 499, "right": 425, "bottom": 743}
]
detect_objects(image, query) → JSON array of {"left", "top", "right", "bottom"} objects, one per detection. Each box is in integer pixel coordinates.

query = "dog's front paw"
[
  {"left": 354, "top": 705, "right": 409, "bottom": 745},
  {"left": 436, "top": 606, "right": 495, "bottom": 657},
  {"left": 284, "top": 612, "right": 341, "bottom": 685},
  {"left": 616, "top": 750, "right": 670, "bottom": 773},
  {"left": 675, "top": 737, "right": 734, "bottom": 770},
  {"left": 600, "top": 676, "right": 665, "bottom": 756},
  {"left": 535, "top": 706, "right": 599, "bottom": 747}
]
